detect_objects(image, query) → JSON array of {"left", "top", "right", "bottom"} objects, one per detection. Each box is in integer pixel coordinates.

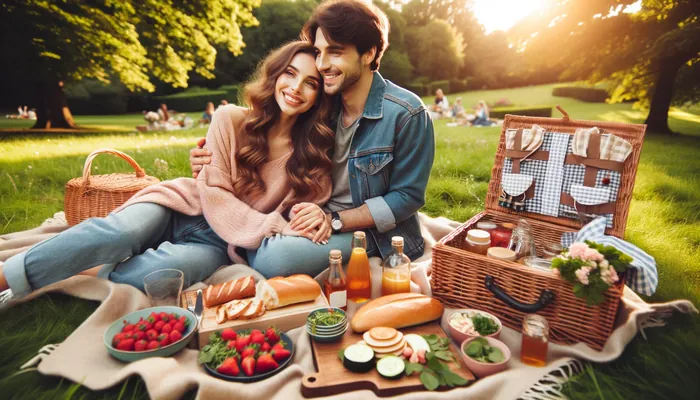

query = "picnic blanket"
[{"left": 1, "top": 212, "right": 696, "bottom": 400}]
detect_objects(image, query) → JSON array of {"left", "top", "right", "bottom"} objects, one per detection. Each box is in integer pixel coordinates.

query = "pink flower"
[
  {"left": 568, "top": 242, "right": 589, "bottom": 259},
  {"left": 575, "top": 266, "right": 592, "bottom": 285},
  {"left": 600, "top": 265, "right": 619, "bottom": 285},
  {"left": 583, "top": 248, "right": 604, "bottom": 262}
]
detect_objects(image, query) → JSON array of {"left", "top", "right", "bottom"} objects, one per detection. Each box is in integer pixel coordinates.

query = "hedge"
[
  {"left": 490, "top": 105, "right": 553, "bottom": 119},
  {"left": 218, "top": 84, "right": 241, "bottom": 104},
  {"left": 449, "top": 79, "right": 469, "bottom": 93},
  {"left": 405, "top": 83, "right": 427, "bottom": 97},
  {"left": 552, "top": 86, "right": 608, "bottom": 103},
  {"left": 154, "top": 90, "right": 227, "bottom": 112}
]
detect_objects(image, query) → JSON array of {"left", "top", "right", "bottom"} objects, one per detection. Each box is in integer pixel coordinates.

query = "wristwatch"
[{"left": 331, "top": 211, "right": 343, "bottom": 233}]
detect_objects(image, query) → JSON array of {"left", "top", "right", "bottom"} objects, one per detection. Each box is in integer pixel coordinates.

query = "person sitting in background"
[
  {"left": 429, "top": 89, "right": 450, "bottom": 120},
  {"left": 218, "top": 99, "right": 229, "bottom": 109},
  {"left": 451, "top": 97, "right": 466, "bottom": 119},
  {"left": 27, "top": 109, "right": 36, "bottom": 120},
  {"left": 472, "top": 100, "right": 495, "bottom": 127},
  {"left": 200, "top": 102, "right": 215, "bottom": 124},
  {"left": 157, "top": 103, "right": 171, "bottom": 122}
]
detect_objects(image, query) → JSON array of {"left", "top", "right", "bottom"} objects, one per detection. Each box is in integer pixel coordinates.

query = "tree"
[
  {"left": 0, "top": 0, "right": 259, "bottom": 129},
  {"left": 406, "top": 19, "right": 464, "bottom": 81},
  {"left": 513, "top": 0, "right": 700, "bottom": 134}
]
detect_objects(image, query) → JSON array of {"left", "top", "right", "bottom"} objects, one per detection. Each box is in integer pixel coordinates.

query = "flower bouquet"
[{"left": 551, "top": 241, "right": 633, "bottom": 305}]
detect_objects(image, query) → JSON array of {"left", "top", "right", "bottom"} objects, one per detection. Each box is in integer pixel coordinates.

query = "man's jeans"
[{"left": 3, "top": 203, "right": 230, "bottom": 298}]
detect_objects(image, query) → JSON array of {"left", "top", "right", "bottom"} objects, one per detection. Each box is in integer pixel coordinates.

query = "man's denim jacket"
[{"left": 331, "top": 72, "right": 435, "bottom": 260}]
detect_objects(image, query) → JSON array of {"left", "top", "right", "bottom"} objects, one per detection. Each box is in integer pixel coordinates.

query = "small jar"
[
  {"left": 487, "top": 247, "right": 517, "bottom": 261},
  {"left": 490, "top": 223, "right": 514, "bottom": 248},
  {"left": 521, "top": 314, "right": 549, "bottom": 367},
  {"left": 465, "top": 229, "right": 491, "bottom": 255},
  {"left": 476, "top": 221, "right": 497, "bottom": 232},
  {"left": 542, "top": 243, "right": 563, "bottom": 259},
  {"left": 520, "top": 256, "right": 553, "bottom": 272}
]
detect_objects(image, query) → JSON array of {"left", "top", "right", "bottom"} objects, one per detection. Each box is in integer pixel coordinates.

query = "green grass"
[
  {"left": 1, "top": 83, "right": 699, "bottom": 399},
  {"left": 0, "top": 114, "right": 149, "bottom": 132}
]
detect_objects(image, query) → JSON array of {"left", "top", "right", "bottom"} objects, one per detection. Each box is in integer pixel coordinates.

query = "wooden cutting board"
[
  {"left": 180, "top": 290, "right": 329, "bottom": 348},
  {"left": 302, "top": 322, "right": 475, "bottom": 398}
]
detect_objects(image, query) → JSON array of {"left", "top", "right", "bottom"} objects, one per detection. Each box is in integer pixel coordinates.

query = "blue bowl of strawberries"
[
  {"left": 104, "top": 306, "right": 197, "bottom": 362},
  {"left": 198, "top": 326, "right": 295, "bottom": 382}
]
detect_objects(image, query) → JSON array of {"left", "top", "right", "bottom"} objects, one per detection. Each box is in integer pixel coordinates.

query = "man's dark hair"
[{"left": 302, "top": 0, "right": 389, "bottom": 71}]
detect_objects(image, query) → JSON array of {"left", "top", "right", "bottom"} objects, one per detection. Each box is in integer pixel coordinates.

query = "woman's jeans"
[{"left": 3, "top": 203, "right": 230, "bottom": 299}]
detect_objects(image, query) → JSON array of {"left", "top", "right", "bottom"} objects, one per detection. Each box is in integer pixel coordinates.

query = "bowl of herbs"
[
  {"left": 447, "top": 309, "right": 502, "bottom": 345},
  {"left": 306, "top": 308, "right": 347, "bottom": 342}
]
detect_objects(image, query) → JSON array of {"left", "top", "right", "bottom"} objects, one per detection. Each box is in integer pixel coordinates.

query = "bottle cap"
[
  {"left": 353, "top": 231, "right": 366, "bottom": 239},
  {"left": 487, "top": 247, "right": 516, "bottom": 261},
  {"left": 466, "top": 229, "right": 491, "bottom": 245},
  {"left": 476, "top": 221, "right": 497, "bottom": 230},
  {"left": 329, "top": 249, "right": 342, "bottom": 259},
  {"left": 391, "top": 236, "right": 404, "bottom": 246}
]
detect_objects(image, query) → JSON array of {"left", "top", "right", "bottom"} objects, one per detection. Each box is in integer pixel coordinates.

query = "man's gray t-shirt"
[{"left": 324, "top": 112, "right": 360, "bottom": 212}]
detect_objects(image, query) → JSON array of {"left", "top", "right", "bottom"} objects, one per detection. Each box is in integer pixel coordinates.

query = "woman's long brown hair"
[{"left": 233, "top": 41, "right": 334, "bottom": 205}]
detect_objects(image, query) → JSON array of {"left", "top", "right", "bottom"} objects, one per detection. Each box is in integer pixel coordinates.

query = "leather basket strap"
[
  {"left": 583, "top": 132, "right": 601, "bottom": 187},
  {"left": 561, "top": 192, "right": 616, "bottom": 215}
]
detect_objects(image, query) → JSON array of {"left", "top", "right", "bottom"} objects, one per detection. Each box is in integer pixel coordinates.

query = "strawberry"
[
  {"left": 260, "top": 342, "right": 271, "bottom": 353},
  {"left": 217, "top": 357, "right": 240, "bottom": 376},
  {"left": 112, "top": 332, "right": 128, "bottom": 347},
  {"left": 148, "top": 312, "right": 160, "bottom": 324},
  {"left": 147, "top": 340, "right": 160, "bottom": 350},
  {"left": 169, "top": 330, "right": 183, "bottom": 343},
  {"left": 136, "top": 320, "right": 152, "bottom": 332},
  {"left": 250, "top": 329, "right": 263, "bottom": 337},
  {"left": 122, "top": 321, "right": 136, "bottom": 333},
  {"left": 271, "top": 347, "right": 291, "bottom": 362},
  {"left": 146, "top": 329, "right": 159, "bottom": 341},
  {"left": 132, "top": 330, "right": 147, "bottom": 341},
  {"left": 240, "top": 344, "right": 259, "bottom": 360},
  {"left": 234, "top": 334, "right": 251, "bottom": 353},
  {"left": 227, "top": 340, "right": 236, "bottom": 350},
  {"left": 173, "top": 322, "right": 186, "bottom": 333},
  {"left": 134, "top": 339, "right": 148, "bottom": 352},
  {"left": 272, "top": 341, "right": 286, "bottom": 352},
  {"left": 116, "top": 338, "right": 135, "bottom": 351},
  {"left": 157, "top": 333, "right": 170, "bottom": 347},
  {"left": 221, "top": 328, "right": 237, "bottom": 342},
  {"left": 265, "top": 327, "right": 280, "bottom": 345},
  {"left": 153, "top": 320, "right": 166, "bottom": 332},
  {"left": 250, "top": 332, "right": 265, "bottom": 347},
  {"left": 178, "top": 315, "right": 187, "bottom": 325},
  {"left": 241, "top": 356, "right": 256, "bottom": 376},
  {"left": 159, "top": 312, "right": 169, "bottom": 322},
  {"left": 161, "top": 323, "right": 173, "bottom": 334},
  {"left": 255, "top": 353, "right": 279, "bottom": 374}
]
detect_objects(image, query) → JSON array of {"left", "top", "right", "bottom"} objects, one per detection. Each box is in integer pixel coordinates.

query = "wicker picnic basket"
[
  {"left": 431, "top": 107, "right": 646, "bottom": 350},
  {"left": 64, "top": 148, "right": 160, "bottom": 226}
]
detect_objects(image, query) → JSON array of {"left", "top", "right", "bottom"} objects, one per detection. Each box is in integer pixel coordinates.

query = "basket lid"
[{"left": 485, "top": 110, "right": 646, "bottom": 239}]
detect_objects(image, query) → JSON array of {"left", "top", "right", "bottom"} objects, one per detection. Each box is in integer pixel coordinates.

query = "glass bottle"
[
  {"left": 521, "top": 314, "right": 549, "bottom": 367},
  {"left": 347, "top": 231, "right": 372, "bottom": 303},
  {"left": 324, "top": 249, "right": 347, "bottom": 310},
  {"left": 508, "top": 219, "right": 537, "bottom": 260},
  {"left": 381, "top": 236, "right": 412, "bottom": 296}
]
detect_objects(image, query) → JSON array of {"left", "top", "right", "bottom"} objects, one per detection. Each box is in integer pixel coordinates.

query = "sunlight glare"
[{"left": 472, "top": 0, "right": 548, "bottom": 34}]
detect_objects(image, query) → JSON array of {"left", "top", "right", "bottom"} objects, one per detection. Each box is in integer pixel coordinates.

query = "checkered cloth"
[
  {"left": 573, "top": 127, "right": 633, "bottom": 162},
  {"left": 502, "top": 173, "right": 534, "bottom": 196},
  {"left": 561, "top": 217, "right": 658, "bottom": 296},
  {"left": 505, "top": 125, "right": 546, "bottom": 151}
]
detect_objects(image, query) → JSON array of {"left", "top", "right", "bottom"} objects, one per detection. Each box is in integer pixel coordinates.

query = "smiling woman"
[{"left": 471, "top": 0, "right": 548, "bottom": 33}]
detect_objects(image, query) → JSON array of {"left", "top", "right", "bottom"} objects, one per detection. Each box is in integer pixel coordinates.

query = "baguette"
[
  {"left": 240, "top": 300, "right": 264, "bottom": 320},
  {"left": 350, "top": 293, "right": 444, "bottom": 333},
  {"left": 203, "top": 275, "right": 255, "bottom": 308},
  {"left": 225, "top": 299, "right": 251, "bottom": 320},
  {"left": 256, "top": 274, "right": 321, "bottom": 310}
]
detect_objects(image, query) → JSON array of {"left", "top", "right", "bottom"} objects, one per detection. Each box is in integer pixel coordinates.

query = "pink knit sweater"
[{"left": 119, "top": 105, "right": 331, "bottom": 261}]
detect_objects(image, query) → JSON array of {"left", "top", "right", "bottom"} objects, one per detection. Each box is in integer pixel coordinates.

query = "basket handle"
[
  {"left": 485, "top": 276, "right": 554, "bottom": 313},
  {"left": 82, "top": 148, "right": 146, "bottom": 182}
]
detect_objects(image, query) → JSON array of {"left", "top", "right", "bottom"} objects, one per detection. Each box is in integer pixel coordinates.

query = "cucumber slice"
[
  {"left": 376, "top": 356, "right": 405, "bottom": 380},
  {"left": 343, "top": 344, "right": 375, "bottom": 373}
]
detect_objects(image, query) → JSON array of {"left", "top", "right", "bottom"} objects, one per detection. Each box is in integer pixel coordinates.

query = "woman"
[
  {"left": 0, "top": 41, "right": 334, "bottom": 304},
  {"left": 200, "top": 101, "right": 215, "bottom": 124},
  {"left": 472, "top": 100, "right": 494, "bottom": 127}
]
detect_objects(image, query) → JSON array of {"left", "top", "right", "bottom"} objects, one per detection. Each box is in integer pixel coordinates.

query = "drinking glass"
[{"left": 143, "top": 269, "right": 184, "bottom": 307}]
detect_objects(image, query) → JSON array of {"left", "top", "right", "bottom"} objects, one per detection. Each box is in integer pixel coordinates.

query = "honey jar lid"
[
  {"left": 487, "top": 247, "right": 517, "bottom": 261},
  {"left": 466, "top": 229, "right": 491, "bottom": 245},
  {"left": 476, "top": 221, "right": 497, "bottom": 230}
]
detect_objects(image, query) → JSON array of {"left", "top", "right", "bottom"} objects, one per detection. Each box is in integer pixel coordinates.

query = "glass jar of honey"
[
  {"left": 490, "top": 223, "right": 515, "bottom": 248},
  {"left": 521, "top": 314, "right": 549, "bottom": 367},
  {"left": 465, "top": 229, "right": 491, "bottom": 255}
]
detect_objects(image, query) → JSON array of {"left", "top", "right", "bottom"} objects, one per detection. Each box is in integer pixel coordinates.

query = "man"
[{"left": 190, "top": 0, "right": 435, "bottom": 276}]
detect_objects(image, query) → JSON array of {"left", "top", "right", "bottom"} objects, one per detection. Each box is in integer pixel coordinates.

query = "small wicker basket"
[{"left": 64, "top": 149, "right": 160, "bottom": 226}]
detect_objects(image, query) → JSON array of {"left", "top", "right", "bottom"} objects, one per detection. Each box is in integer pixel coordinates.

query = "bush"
[
  {"left": 449, "top": 79, "right": 469, "bottom": 93},
  {"left": 428, "top": 80, "right": 450, "bottom": 95},
  {"left": 155, "top": 90, "right": 227, "bottom": 112},
  {"left": 405, "top": 83, "right": 427, "bottom": 97},
  {"left": 552, "top": 86, "right": 608, "bottom": 103},
  {"left": 490, "top": 105, "right": 553, "bottom": 119},
  {"left": 65, "top": 80, "right": 128, "bottom": 115},
  {"left": 379, "top": 50, "right": 414, "bottom": 87},
  {"left": 218, "top": 84, "right": 241, "bottom": 104}
]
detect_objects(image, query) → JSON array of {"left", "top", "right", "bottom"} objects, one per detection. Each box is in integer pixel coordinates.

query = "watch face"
[{"left": 331, "top": 219, "right": 343, "bottom": 231}]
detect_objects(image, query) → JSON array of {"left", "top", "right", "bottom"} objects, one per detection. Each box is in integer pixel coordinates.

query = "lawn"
[
  {"left": 1, "top": 83, "right": 699, "bottom": 399},
  {"left": 0, "top": 114, "right": 148, "bottom": 133}
]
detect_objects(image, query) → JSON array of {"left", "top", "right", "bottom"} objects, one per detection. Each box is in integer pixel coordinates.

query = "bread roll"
[
  {"left": 350, "top": 293, "right": 444, "bottom": 333},
  {"left": 203, "top": 275, "right": 255, "bottom": 308},
  {"left": 256, "top": 274, "right": 321, "bottom": 310}
]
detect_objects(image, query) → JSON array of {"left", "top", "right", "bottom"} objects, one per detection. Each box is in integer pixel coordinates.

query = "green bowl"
[
  {"left": 306, "top": 307, "right": 347, "bottom": 330},
  {"left": 104, "top": 306, "right": 197, "bottom": 362},
  {"left": 308, "top": 324, "right": 347, "bottom": 343},
  {"left": 306, "top": 321, "right": 348, "bottom": 336}
]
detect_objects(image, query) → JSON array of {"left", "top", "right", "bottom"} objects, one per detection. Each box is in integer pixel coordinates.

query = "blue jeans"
[
  {"left": 3, "top": 203, "right": 230, "bottom": 298},
  {"left": 247, "top": 231, "right": 379, "bottom": 279}
]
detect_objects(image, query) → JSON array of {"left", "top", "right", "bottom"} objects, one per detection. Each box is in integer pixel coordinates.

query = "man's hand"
[
  {"left": 190, "top": 138, "right": 212, "bottom": 178},
  {"left": 289, "top": 203, "right": 331, "bottom": 243}
]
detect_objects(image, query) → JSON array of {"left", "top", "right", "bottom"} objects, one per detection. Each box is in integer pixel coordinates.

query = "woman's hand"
[
  {"left": 288, "top": 202, "right": 332, "bottom": 243},
  {"left": 281, "top": 222, "right": 329, "bottom": 244},
  {"left": 190, "top": 138, "right": 212, "bottom": 178}
]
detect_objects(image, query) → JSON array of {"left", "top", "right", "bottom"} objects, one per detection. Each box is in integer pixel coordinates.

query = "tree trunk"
[
  {"left": 644, "top": 60, "right": 681, "bottom": 135},
  {"left": 32, "top": 81, "right": 78, "bottom": 129}
]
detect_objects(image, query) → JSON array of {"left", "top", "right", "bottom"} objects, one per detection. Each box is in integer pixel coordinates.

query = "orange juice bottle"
[
  {"left": 324, "top": 249, "right": 347, "bottom": 310},
  {"left": 381, "top": 236, "right": 411, "bottom": 296},
  {"left": 347, "top": 231, "right": 371, "bottom": 302}
]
